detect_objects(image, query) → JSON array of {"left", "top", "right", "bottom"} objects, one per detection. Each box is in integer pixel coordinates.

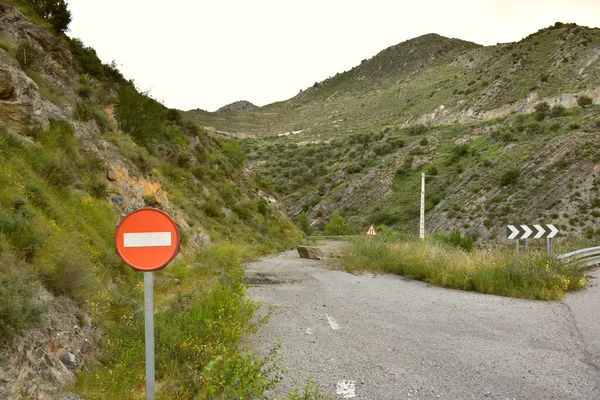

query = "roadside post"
[
  {"left": 115, "top": 208, "right": 180, "bottom": 400},
  {"left": 420, "top": 173, "right": 425, "bottom": 240},
  {"left": 507, "top": 224, "right": 559, "bottom": 256}
]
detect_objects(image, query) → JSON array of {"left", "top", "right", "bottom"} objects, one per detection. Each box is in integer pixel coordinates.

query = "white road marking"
[
  {"left": 123, "top": 232, "right": 172, "bottom": 247},
  {"left": 336, "top": 380, "right": 356, "bottom": 398},
  {"left": 326, "top": 314, "right": 340, "bottom": 330}
]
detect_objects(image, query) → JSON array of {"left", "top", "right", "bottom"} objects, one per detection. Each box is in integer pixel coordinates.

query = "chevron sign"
[{"left": 507, "top": 224, "right": 559, "bottom": 240}]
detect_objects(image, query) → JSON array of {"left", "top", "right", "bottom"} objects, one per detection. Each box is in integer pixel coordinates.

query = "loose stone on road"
[{"left": 246, "top": 241, "right": 600, "bottom": 399}]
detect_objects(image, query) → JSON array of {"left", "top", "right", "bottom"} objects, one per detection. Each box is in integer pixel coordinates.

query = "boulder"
[{"left": 297, "top": 246, "right": 324, "bottom": 260}]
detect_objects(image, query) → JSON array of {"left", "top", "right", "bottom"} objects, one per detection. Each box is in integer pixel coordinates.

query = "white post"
[
  {"left": 144, "top": 272, "right": 155, "bottom": 400},
  {"left": 420, "top": 173, "right": 425, "bottom": 240}
]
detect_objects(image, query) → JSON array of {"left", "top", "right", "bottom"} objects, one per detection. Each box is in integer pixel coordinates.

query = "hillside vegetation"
[
  {"left": 187, "top": 23, "right": 600, "bottom": 241},
  {"left": 0, "top": 1, "right": 304, "bottom": 398}
]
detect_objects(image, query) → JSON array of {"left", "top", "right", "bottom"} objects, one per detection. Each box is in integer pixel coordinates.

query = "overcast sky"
[{"left": 67, "top": 0, "right": 600, "bottom": 112}]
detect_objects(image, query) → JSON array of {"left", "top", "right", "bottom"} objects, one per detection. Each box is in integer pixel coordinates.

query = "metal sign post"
[
  {"left": 507, "top": 224, "right": 559, "bottom": 256},
  {"left": 144, "top": 272, "right": 155, "bottom": 400},
  {"left": 115, "top": 208, "right": 180, "bottom": 400}
]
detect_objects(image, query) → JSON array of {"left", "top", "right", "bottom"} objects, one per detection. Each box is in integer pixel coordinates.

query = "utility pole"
[{"left": 420, "top": 172, "right": 425, "bottom": 240}]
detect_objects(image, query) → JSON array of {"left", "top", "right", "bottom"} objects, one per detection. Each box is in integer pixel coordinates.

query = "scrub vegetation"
[{"left": 337, "top": 232, "right": 588, "bottom": 301}]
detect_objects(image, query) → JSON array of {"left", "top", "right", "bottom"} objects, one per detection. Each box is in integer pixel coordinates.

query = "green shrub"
[
  {"left": 550, "top": 105, "right": 566, "bottom": 117},
  {"left": 405, "top": 124, "right": 428, "bottom": 136},
  {"left": 298, "top": 212, "right": 312, "bottom": 235},
  {"left": 0, "top": 205, "right": 45, "bottom": 260},
  {"left": 35, "top": 233, "right": 96, "bottom": 303},
  {"left": 203, "top": 198, "right": 225, "bottom": 219},
  {"left": 533, "top": 102, "right": 550, "bottom": 120},
  {"left": 220, "top": 139, "right": 246, "bottom": 166},
  {"left": 435, "top": 231, "right": 474, "bottom": 251},
  {"left": 577, "top": 95, "right": 593, "bottom": 108},
  {"left": 499, "top": 169, "right": 519, "bottom": 186},
  {"left": 116, "top": 86, "right": 166, "bottom": 146},
  {"left": 75, "top": 101, "right": 94, "bottom": 120},
  {"left": 323, "top": 210, "right": 354, "bottom": 236},
  {"left": 257, "top": 200, "right": 268, "bottom": 215},
  {"left": 21, "top": 0, "right": 72, "bottom": 33},
  {"left": 286, "top": 378, "right": 329, "bottom": 400},
  {"left": 0, "top": 250, "right": 43, "bottom": 344},
  {"left": 88, "top": 180, "right": 107, "bottom": 199},
  {"left": 346, "top": 163, "right": 363, "bottom": 173}
]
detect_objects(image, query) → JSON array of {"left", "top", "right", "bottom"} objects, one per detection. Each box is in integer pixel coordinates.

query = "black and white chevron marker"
[{"left": 507, "top": 224, "right": 559, "bottom": 240}]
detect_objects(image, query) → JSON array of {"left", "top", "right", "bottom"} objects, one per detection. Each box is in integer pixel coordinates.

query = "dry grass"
[{"left": 338, "top": 238, "right": 587, "bottom": 300}]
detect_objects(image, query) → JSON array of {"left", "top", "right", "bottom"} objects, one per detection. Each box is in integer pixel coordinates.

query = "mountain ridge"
[{"left": 185, "top": 22, "right": 600, "bottom": 241}]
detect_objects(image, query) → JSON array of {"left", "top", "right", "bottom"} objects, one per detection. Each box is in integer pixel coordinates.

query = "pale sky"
[{"left": 67, "top": 0, "right": 600, "bottom": 112}]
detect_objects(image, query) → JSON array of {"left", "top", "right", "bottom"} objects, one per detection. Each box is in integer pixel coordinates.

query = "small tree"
[
  {"left": 298, "top": 212, "right": 312, "bottom": 235},
  {"left": 25, "top": 0, "right": 72, "bottom": 33},
  {"left": 533, "top": 102, "right": 550, "bottom": 121},
  {"left": 550, "top": 105, "right": 565, "bottom": 118},
  {"left": 577, "top": 95, "right": 593, "bottom": 108},
  {"left": 323, "top": 210, "right": 354, "bottom": 236}
]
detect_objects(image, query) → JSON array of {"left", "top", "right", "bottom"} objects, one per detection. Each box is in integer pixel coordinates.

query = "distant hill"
[
  {"left": 186, "top": 24, "right": 600, "bottom": 240},
  {"left": 218, "top": 100, "right": 257, "bottom": 111}
]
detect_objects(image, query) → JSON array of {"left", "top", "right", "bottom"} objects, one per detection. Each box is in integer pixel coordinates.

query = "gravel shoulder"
[{"left": 246, "top": 242, "right": 600, "bottom": 399}]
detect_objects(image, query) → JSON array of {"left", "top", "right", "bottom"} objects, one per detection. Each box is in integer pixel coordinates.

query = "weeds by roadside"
[{"left": 337, "top": 237, "right": 587, "bottom": 300}]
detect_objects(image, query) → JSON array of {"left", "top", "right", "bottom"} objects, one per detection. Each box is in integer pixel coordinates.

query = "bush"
[
  {"left": 346, "top": 163, "right": 363, "bottom": 174},
  {"left": 406, "top": 124, "right": 428, "bottom": 136},
  {"left": 533, "top": 102, "right": 550, "bottom": 121},
  {"left": 220, "top": 139, "right": 246, "bottom": 166},
  {"left": 577, "top": 95, "right": 593, "bottom": 108},
  {"left": 116, "top": 86, "right": 166, "bottom": 146},
  {"left": 298, "top": 212, "right": 312, "bottom": 235},
  {"left": 323, "top": 210, "right": 354, "bottom": 236},
  {"left": 435, "top": 231, "right": 474, "bottom": 251},
  {"left": 550, "top": 105, "right": 566, "bottom": 117},
  {"left": 500, "top": 169, "right": 519, "bottom": 186},
  {"left": 0, "top": 251, "right": 43, "bottom": 344},
  {"left": 23, "top": 0, "right": 72, "bottom": 33}
]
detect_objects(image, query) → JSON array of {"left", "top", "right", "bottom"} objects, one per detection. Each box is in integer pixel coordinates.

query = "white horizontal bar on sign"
[{"left": 123, "top": 232, "right": 172, "bottom": 248}]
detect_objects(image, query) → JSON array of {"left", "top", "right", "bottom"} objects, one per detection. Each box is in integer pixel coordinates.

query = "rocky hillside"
[
  {"left": 186, "top": 23, "right": 600, "bottom": 241},
  {"left": 0, "top": 1, "right": 301, "bottom": 398},
  {"left": 217, "top": 100, "right": 257, "bottom": 112}
]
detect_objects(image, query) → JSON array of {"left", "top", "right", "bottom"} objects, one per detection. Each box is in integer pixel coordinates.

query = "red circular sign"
[{"left": 115, "top": 208, "right": 180, "bottom": 271}]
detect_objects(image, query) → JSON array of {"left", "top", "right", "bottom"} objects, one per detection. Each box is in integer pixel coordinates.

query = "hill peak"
[{"left": 218, "top": 100, "right": 257, "bottom": 112}]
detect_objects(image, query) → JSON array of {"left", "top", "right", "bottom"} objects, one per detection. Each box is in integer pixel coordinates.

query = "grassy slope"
[{"left": 0, "top": 2, "right": 305, "bottom": 398}]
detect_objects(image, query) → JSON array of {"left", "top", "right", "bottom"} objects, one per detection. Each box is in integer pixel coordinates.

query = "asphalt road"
[{"left": 246, "top": 242, "right": 600, "bottom": 400}]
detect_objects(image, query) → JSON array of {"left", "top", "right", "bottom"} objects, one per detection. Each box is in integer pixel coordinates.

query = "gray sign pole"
[
  {"left": 144, "top": 272, "right": 155, "bottom": 400},
  {"left": 515, "top": 239, "right": 519, "bottom": 257},
  {"left": 547, "top": 238, "right": 552, "bottom": 254}
]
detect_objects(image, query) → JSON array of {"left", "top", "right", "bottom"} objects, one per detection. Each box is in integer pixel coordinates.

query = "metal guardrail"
[{"left": 558, "top": 246, "right": 600, "bottom": 267}]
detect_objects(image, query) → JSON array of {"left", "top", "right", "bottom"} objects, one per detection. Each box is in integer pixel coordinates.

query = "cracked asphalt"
[{"left": 246, "top": 242, "right": 600, "bottom": 399}]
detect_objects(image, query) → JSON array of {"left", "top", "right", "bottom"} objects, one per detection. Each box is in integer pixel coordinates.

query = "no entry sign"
[{"left": 115, "top": 208, "right": 180, "bottom": 271}]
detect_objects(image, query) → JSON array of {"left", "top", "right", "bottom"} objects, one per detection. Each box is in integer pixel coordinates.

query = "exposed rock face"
[
  {"left": 297, "top": 245, "right": 324, "bottom": 260},
  {"left": 0, "top": 289, "right": 94, "bottom": 400},
  {"left": 0, "top": 3, "right": 68, "bottom": 133},
  {"left": 0, "top": 49, "right": 63, "bottom": 132},
  {"left": 217, "top": 100, "right": 257, "bottom": 112}
]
